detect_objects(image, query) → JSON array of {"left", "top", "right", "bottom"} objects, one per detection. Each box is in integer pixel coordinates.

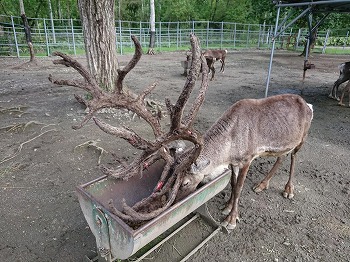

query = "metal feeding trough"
[{"left": 76, "top": 160, "right": 231, "bottom": 261}]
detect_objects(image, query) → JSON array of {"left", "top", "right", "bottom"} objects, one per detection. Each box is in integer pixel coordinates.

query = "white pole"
[
  {"left": 71, "top": 18, "right": 76, "bottom": 55},
  {"left": 11, "top": 16, "right": 20, "bottom": 57},
  {"left": 322, "top": 29, "right": 330, "bottom": 54},
  {"left": 43, "top": 18, "right": 49, "bottom": 56},
  {"left": 265, "top": 5, "right": 281, "bottom": 98}
]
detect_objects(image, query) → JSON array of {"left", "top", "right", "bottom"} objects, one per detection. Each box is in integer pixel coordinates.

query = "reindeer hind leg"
[
  {"left": 283, "top": 143, "right": 303, "bottom": 199},
  {"left": 253, "top": 155, "right": 286, "bottom": 193},
  {"left": 220, "top": 59, "right": 225, "bottom": 73}
]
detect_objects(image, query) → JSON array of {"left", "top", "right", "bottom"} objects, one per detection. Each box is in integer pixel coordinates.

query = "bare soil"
[{"left": 0, "top": 49, "right": 349, "bottom": 262}]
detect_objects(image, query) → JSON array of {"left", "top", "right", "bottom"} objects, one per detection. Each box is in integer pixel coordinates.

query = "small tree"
[
  {"left": 19, "top": 0, "right": 36, "bottom": 63},
  {"left": 147, "top": 0, "right": 156, "bottom": 55}
]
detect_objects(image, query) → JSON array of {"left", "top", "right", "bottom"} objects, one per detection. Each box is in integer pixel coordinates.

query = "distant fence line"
[{"left": 0, "top": 14, "right": 349, "bottom": 57}]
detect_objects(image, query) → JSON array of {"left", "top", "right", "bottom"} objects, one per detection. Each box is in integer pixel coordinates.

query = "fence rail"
[{"left": 0, "top": 15, "right": 349, "bottom": 57}]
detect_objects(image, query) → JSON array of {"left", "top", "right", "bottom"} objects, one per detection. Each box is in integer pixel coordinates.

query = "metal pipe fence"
[{"left": 0, "top": 15, "right": 349, "bottom": 57}]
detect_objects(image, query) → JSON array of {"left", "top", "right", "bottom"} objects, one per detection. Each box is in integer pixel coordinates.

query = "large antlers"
[{"left": 50, "top": 33, "right": 209, "bottom": 223}]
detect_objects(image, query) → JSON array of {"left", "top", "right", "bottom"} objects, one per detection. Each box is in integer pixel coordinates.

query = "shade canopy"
[
  {"left": 278, "top": 0, "right": 350, "bottom": 13},
  {"left": 265, "top": 0, "right": 350, "bottom": 97}
]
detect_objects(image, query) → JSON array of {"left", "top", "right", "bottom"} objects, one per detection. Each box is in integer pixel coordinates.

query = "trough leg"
[{"left": 195, "top": 203, "right": 220, "bottom": 228}]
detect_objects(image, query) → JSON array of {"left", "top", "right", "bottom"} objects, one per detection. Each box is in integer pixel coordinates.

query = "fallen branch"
[
  {"left": 0, "top": 129, "right": 57, "bottom": 165},
  {"left": 0, "top": 121, "right": 55, "bottom": 133},
  {"left": 0, "top": 105, "right": 28, "bottom": 117}
]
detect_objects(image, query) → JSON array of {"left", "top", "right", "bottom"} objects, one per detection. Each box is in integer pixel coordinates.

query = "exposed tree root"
[
  {"left": 147, "top": 48, "right": 155, "bottom": 55},
  {"left": 0, "top": 121, "right": 55, "bottom": 133},
  {"left": 74, "top": 140, "right": 108, "bottom": 164},
  {"left": 12, "top": 59, "right": 39, "bottom": 70},
  {"left": 0, "top": 129, "right": 57, "bottom": 165},
  {"left": 0, "top": 105, "right": 28, "bottom": 117}
]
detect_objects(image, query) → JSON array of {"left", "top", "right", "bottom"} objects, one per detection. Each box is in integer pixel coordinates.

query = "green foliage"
[
  {"left": 316, "top": 36, "right": 350, "bottom": 46},
  {"left": 0, "top": 0, "right": 79, "bottom": 19},
  {"left": 0, "top": 0, "right": 348, "bottom": 32},
  {"left": 159, "top": 0, "right": 196, "bottom": 21}
]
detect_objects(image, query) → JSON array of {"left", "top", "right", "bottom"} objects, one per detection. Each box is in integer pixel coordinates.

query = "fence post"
[
  {"left": 119, "top": 20, "right": 123, "bottom": 55},
  {"left": 139, "top": 21, "right": 142, "bottom": 42},
  {"left": 343, "top": 31, "right": 349, "bottom": 50},
  {"left": 322, "top": 29, "right": 330, "bottom": 54},
  {"left": 246, "top": 24, "right": 250, "bottom": 48},
  {"left": 295, "top": 28, "right": 301, "bottom": 49},
  {"left": 159, "top": 21, "right": 162, "bottom": 50},
  {"left": 71, "top": 18, "right": 76, "bottom": 55},
  {"left": 43, "top": 18, "right": 50, "bottom": 56},
  {"left": 176, "top": 21, "right": 179, "bottom": 50},
  {"left": 168, "top": 22, "right": 170, "bottom": 48},
  {"left": 220, "top": 21, "right": 223, "bottom": 49},
  {"left": 233, "top": 23, "right": 236, "bottom": 48},
  {"left": 206, "top": 21, "right": 209, "bottom": 48},
  {"left": 11, "top": 16, "right": 20, "bottom": 57}
]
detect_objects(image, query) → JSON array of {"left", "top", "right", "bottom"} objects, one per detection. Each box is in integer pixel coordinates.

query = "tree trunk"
[
  {"left": 19, "top": 0, "right": 36, "bottom": 63},
  {"left": 147, "top": 0, "right": 155, "bottom": 55},
  {"left": 300, "top": 30, "right": 317, "bottom": 57},
  {"left": 78, "top": 0, "right": 118, "bottom": 92}
]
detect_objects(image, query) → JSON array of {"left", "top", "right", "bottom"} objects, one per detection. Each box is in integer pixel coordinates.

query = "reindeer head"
[{"left": 176, "top": 159, "right": 210, "bottom": 201}]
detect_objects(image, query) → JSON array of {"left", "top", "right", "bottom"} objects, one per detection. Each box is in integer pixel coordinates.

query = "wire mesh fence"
[{"left": 0, "top": 15, "right": 349, "bottom": 57}]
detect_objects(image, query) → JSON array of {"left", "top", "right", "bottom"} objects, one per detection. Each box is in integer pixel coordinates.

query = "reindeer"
[
  {"left": 177, "top": 94, "right": 313, "bottom": 230},
  {"left": 202, "top": 49, "right": 228, "bottom": 73},
  {"left": 182, "top": 51, "right": 216, "bottom": 80},
  {"left": 329, "top": 62, "right": 350, "bottom": 100},
  {"left": 339, "top": 80, "right": 350, "bottom": 107}
]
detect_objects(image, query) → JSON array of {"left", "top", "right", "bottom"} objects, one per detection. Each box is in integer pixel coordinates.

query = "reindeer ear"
[{"left": 191, "top": 159, "right": 210, "bottom": 173}]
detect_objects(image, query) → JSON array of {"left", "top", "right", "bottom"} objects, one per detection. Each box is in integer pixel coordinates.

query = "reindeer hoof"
[
  {"left": 221, "top": 217, "right": 240, "bottom": 230},
  {"left": 328, "top": 95, "right": 340, "bottom": 101},
  {"left": 253, "top": 183, "right": 268, "bottom": 193},
  {"left": 283, "top": 191, "right": 294, "bottom": 199},
  {"left": 221, "top": 207, "right": 231, "bottom": 215},
  {"left": 221, "top": 221, "right": 236, "bottom": 230}
]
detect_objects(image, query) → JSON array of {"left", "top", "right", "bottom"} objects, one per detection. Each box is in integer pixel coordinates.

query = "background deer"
[
  {"left": 202, "top": 49, "right": 228, "bottom": 73},
  {"left": 182, "top": 51, "right": 216, "bottom": 80},
  {"left": 339, "top": 80, "right": 350, "bottom": 107},
  {"left": 329, "top": 61, "right": 350, "bottom": 100},
  {"left": 177, "top": 94, "right": 313, "bottom": 230}
]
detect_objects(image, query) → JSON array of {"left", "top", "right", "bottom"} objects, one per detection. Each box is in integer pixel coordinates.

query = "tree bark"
[
  {"left": 78, "top": 0, "right": 118, "bottom": 92},
  {"left": 147, "top": 0, "right": 155, "bottom": 55},
  {"left": 19, "top": 0, "right": 36, "bottom": 63},
  {"left": 300, "top": 30, "right": 317, "bottom": 57}
]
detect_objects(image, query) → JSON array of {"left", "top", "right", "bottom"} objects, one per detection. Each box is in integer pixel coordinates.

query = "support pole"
[
  {"left": 43, "top": 18, "right": 49, "bottom": 56},
  {"left": 11, "top": 16, "right": 20, "bottom": 58},
  {"left": 265, "top": 4, "right": 281, "bottom": 98},
  {"left": 303, "top": 10, "right": 313, "bottom": 82}
]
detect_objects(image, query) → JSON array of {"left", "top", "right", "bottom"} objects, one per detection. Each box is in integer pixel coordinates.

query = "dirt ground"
[{"left": 1, "top": 47, "right": 349, "bottom": 262}]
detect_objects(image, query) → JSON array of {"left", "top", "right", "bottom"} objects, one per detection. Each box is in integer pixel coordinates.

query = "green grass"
[{"left": 3, "top": 44, "right": 350, "bottom": 57}]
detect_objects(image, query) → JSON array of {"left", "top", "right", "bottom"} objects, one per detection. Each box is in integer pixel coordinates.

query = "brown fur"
[
  {"left": 329, "top": 62, "right": 350, "bottom": 100},
  {"left": 339, "top": 80, "right": 350, "bottom": 107},
  {"left": 203, "top": 49, "right": 227, "bottom": 73}
]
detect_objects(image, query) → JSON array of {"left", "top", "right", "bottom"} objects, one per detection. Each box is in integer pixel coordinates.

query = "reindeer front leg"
[{"left": 221, "top": 164, "right": 249, "bottom": 230}]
